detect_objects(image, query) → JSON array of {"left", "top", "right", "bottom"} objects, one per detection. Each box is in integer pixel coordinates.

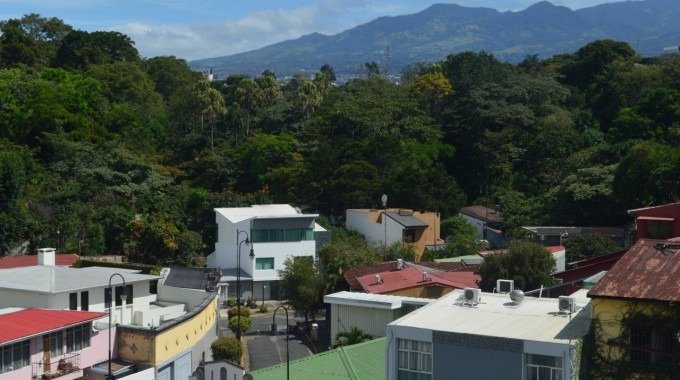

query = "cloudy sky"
[{"left": 1, "top": 0, "right": 625, "bottom": 61}]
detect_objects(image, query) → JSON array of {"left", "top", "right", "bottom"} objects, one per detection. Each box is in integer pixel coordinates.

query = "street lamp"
[
  {"left": 271, "top": 305, "right": 290, "bottom": 380},
  {"left": 236, "top": 230, "right": 255, "bottom": 340},
  {"left": 108, "top": 273, "right": 127, "bottom": 380},
  {"left": 382, "top": 194, "right": 388, "bottom": 261}
]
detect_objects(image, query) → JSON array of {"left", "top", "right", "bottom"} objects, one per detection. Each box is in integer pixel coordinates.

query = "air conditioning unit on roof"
[
  {"left": 463, "top": 288, "right": 481, "bottom": 304},
  {"left": 496, "top": 279, "right": 514, "bottom": 294},
  {"left": 558, "top": 296, "right": 576, "bottom": 313}
]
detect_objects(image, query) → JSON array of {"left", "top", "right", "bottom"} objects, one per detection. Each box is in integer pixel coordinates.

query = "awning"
[{"left": 637, "top": 216, "right": 675, "bottom": 221}]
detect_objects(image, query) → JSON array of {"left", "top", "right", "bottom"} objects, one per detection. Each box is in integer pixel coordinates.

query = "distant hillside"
[{"left": 190, "top": 0, "right": 680, "bottom": 78}]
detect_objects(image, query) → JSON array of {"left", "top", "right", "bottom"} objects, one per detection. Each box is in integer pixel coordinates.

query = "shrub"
[
  {"left": 228, "top": 306, "right": 251, "bottom": 319},
  {"left": 228, "top": 316, "right": 252, "bottom": 335},
  {"left": 259, "top": 304, "right": 269, "bottom": 313},
  {"left": 210, "top": 337, "right": 242, "bottom": 364}
]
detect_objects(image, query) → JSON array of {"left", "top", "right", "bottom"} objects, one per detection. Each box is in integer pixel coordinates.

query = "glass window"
[
  {"left": 0, "top": 340, "right": 29, "bottom": 374},
  {"left": 69, "top": 292, "right": 77, "bottom": 310},
  {"left": 115, "top": 284, "right": 133, "bottom": 306},
  {"left": 67, "top": 323, "right": 91, "bottom": 352},
  {"left": 81, "top": 291, "right": 89, "bottom": 311},
  {"left": 270, "top": 229, "right": 284, "bottom": 241},
  {"left": 629, "top": 326, "right": 680, "bottom": 364},
  {"left": 397, "top": 339, "right": 432, "bottom": 380},
  {"left": 301, "top": 228, "right": 314, "bottom": 241},
  {"left": 251, "top": 230, "right": 269, "bottom": 243},
  {"left": 285, "top": 229, "right": 299, "bottom": 242},
  {"left": 256, "top": 258, "right": 274, "bottom": 270},
  {"left": 525, "top": 354, "right": 563, "bottom": 380}
]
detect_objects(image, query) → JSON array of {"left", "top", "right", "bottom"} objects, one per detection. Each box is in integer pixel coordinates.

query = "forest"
[{"left": 1, "top": 14, "right": 679, "bottom": 265}]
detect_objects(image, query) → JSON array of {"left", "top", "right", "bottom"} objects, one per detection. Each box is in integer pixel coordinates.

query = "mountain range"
[{"left": 189, "top": 0, "right": 680, "bottom": 78}]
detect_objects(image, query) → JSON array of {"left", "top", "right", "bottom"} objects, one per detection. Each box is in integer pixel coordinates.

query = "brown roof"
[
  {"left": 343, "top": 261, "right": 473, "bottom": 291},
  {"left": 0, "top": 254, "right": 80, "bottom": 269},
  {"left": 356, "top": 267, "right": 480, "bottom": 294},
  {"left": 459, "top": 205, "right": 503, "bottom": 223},
  {"left": 588, "top": 239, "right": 680, "bottom": 302}
]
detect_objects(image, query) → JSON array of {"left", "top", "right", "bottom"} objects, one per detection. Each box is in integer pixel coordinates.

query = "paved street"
[{"left": 219, "top": 304, "right": 329, "bottom": 372}]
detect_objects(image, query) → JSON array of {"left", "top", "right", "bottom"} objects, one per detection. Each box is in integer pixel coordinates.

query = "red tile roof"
[
  {"left": 356, "top": 267, "right": 479, "bottom": 294},
  {"left": 0, "top": 254, "right": 80, "bottom": 269},
  {"left": 588, "top": 239, "right": 680, "bottom": 302},
  {"left": 0, "top": 308, "right": 106, "bottom": 344}
]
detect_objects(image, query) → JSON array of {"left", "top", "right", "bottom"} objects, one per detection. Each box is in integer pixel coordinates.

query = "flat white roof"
[
  {"left": 389, "top": 290, "right": 591, "bottom": 344},
  {"left": 324, "top": 291, "right": 432, "bottom": 310},
  {"left": 215, "top": 204, "right": 319, "bottom": 223},
  {"left": 0, "top": 266, "right": 162, "bottom": 294}
]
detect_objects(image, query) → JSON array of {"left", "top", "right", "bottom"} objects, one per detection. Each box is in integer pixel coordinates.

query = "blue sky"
[{"left": 1, "top": 0, "right": 624, "bottom": 61}]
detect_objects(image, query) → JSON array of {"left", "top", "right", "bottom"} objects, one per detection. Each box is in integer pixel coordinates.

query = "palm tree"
[{"left": 332, "top": 326, "right": 373, "bottom": 348}]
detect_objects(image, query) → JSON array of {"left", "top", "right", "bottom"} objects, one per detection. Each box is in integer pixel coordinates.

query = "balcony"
[{"left": 32, "top": 353, "right": 80, "bottom": 379}]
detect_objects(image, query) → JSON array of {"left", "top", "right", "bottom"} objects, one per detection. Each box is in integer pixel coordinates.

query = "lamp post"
[
  {"left": 108, "top": 273, "right": 127, "bottom": 380},
  {"left": 56, "top": 229, "right": 60, "bottom": 252},
  {"left": 236, "top": 230, "right": 255, "bottom": 340},
  {"left": 382, "top": 194, "right": 388, "bottom": 261},
  {"left": 271, "top": 305, "right": 290, "bottom": 380}
]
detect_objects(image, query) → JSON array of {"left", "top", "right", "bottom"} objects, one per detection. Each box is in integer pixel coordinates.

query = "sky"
[{"left": 1, "top": 0, "right": 625, "bottom": 62}]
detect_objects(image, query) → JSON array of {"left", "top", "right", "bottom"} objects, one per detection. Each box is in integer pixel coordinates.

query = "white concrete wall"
[
  {"left": 251, "top": 240, "right": 316, "bottom": 281},
  {"left": 331, "top": 303, "right": 394, "bottom": 341},
  {"left": 459, "top": 213, "right": 484, "bottom": 240},
  {"left": 346, "top": 210, "right": 406, "bottom": 248}
]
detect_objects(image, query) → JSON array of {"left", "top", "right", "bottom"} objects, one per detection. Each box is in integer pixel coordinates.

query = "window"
[
  {"left": 81, "top": 291, "right": 89, "bottom": 311},
  {"left": 525, "top": 354, "right": 563, "bottom": 380},
  {"left": 645, "top": 220, "right": 673, "bottom": 239},
  {"left": 251, "top": 228, "right": 314, "bottom": 242},
  {"left": 630, "top": 326, "right": 680, "bottom": 364},
  {"left": 44, "top": 332, "right": 63, "bottom": 358},
  {"left": 256, "top": 258, "right": 274, "bottom": 270},
  {"left": 397, "top": 338, "right": 432, "bottom": 380},
  {"left": 69, "top": 292, "right": 77, "bottom": 310},
  {"left": 66, "top": 323, "right": 91, "bottom": 352},
  {"left": 0, "top": 340, "right": 29, "bottom": 374},
  {"left": 107, "top": 285, "right": 133, "bottom": 308}
]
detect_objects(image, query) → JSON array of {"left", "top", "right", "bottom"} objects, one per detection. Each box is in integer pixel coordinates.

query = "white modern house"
[
  {"left": 207, "top": 204, "right": 326, "bottom": 302},
  {"left": 385, "top": 289, "right": 591, "bottom": 380}
]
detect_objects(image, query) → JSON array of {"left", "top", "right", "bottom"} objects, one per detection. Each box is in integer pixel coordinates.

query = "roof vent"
[
  {"left": 509, "top": 289, "right": 524, "bottom": 304},
  {"left": 375, "top": 274, "right": 383, "bottom": 284},
  {"left": 463, "top": 288, "right": 481, "bottom": 305},
  {"left": 558, "top": 296, "right": 576, "bottom": 313},
  {"left": 397, "top": 259, "right": 404, "bottom": 270},
  {"left": 422, "top": 272, "right": 430, "bottom": 282}
]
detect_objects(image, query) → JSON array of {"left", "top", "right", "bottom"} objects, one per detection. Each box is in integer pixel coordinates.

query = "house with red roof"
[
  {"left": 628, "top": 202, "right": 680, "bottom": 240},
  {"left": 0, "top": 308, "right": 106, "bottom": 379},
  {"left": 0, "top": 249, "right": 79, "bottom": 269},
  {"left": 586, "top": 238, "right": 680, "bottom": 378},
  {"left": 356, "top": 265, "right": 479, "bottom": 299}
]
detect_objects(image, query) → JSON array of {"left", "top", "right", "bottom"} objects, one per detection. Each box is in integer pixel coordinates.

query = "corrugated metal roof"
[
  {"left": 163, "top": 267, "right": 220, "bottom": 290},
  {"left": 588, "top": 239, "right": 680, "bottom": 301},
  {"left": 0, "top": 308, "right": 106, "bottom": 344},
  {"left": 250, "top": 337, "right": 385, "bottom": 380},
  {"left": 0, "top": 266, "right": 162, "bottom": 294},
  {"left": 357, "top": 267, "right": 479, "bottom": 294},
  {"left": 0, "top": 254, "right": 79, "bottom": 269}
]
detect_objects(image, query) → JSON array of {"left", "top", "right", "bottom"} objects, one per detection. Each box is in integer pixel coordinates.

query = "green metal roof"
[{"left": 250, "top": 337, "right": 385, "bottom": 380}]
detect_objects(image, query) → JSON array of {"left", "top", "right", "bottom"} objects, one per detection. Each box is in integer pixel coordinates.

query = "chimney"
[
  {"left": 422, "top": 272, "right": 430, "bottom": 282},
  {"left": 397, "top": 259, "right": 404, "bottom": 270},
  {"left": 375, "top": 274, "right": 383, "bottom": 284},
  {"left": 38, "top": 248, "right": 56, "bottom": 266}
]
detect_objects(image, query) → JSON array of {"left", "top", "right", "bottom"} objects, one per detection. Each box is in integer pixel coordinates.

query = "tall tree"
[
  {"left": 278, "top": 256, "right": 325, "bottom": 329},
  {"left": 477, "top": 240, "right": 557, "bottom": 292}
]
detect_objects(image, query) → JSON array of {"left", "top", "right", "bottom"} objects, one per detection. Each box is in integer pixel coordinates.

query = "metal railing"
[{"left": 32, "top": 353, "right": 80, "bottom": 379}]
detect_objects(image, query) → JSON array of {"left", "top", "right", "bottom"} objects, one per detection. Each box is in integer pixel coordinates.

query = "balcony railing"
[{"left": 32, "top": 353, "right": 80, "bottom": 379}]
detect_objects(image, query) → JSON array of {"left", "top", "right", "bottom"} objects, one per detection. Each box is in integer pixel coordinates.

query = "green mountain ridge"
[{"left": 190, "top": 0, "right": 680, "bottom": 78}]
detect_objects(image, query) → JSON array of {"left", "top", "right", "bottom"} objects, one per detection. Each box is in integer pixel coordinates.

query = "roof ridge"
[{"left": 338, "top": 345, "right": 358, "bottom": 379}]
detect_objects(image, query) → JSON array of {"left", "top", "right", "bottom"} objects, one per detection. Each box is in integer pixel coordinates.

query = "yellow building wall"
[
  {"left": 592, "top": 297, "right": 676, "bottom": 370},
  {"left": 119, "top": 298, "right": 218, "bottom": 366}
]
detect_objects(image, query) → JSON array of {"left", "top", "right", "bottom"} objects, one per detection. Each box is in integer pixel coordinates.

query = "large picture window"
[
  {"left": 397, "top": 338, "right": 432, "bottom": 380},
  {"left": 66, "top": 323, "right": 92, "bottom": 352},
  {"left": 525, "top": 353, "right": 563, "bottom": 380},
  {"left": 251, "top": 228, "right": 314, "bottom": 243},
  {"left": 256, "top": 258, "right": 274, "bottom": 270},
  {"left": 0, "top": 340, "right": 29, "bottom": 374}
]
